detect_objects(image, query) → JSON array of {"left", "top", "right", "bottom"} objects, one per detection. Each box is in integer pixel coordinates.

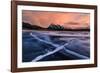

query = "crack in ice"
[{"left": 30, "top": 33, "right": 89, "bottom": 62}]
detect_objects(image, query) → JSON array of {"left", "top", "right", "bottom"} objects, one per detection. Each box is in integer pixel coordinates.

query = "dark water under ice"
[{"left": 22, "top": 30, "right": 90, "bottom": 62}]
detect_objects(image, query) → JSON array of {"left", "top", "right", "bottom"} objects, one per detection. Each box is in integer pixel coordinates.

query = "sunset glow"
[{"left": 22, "top": 10, "right": 90, "bottom": 29}]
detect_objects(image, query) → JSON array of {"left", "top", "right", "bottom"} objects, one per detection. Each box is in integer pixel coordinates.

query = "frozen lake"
[{"left": 22, "top": 30, "right": 90, "bottom": 62}]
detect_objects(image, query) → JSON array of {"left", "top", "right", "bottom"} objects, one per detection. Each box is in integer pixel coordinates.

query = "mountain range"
[{"left": 22, "top": 22, "right": 90, "bottom": 31}]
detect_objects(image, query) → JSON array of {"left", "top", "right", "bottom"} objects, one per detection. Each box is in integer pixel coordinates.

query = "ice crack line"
[{"left": 30, "top": 33, "right": 89, "bottom": 62}]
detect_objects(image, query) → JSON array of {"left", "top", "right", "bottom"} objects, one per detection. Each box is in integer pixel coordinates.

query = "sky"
[{"left": 22, "top": 10, "right": 90, "bottom": 29}]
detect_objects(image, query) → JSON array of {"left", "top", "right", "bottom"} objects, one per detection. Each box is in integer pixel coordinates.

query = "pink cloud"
[{"left": 22, "top": 10, "right": 90, "bottom": 29}]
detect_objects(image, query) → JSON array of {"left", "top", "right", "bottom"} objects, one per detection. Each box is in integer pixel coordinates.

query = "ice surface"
[{"left": 22, "top": 30, "right": 90, "bottom": 62}]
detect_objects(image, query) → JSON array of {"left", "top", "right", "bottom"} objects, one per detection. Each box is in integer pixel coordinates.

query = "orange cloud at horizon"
[{"left": 22, "top": 10, "right": 90, "bottom": 29}]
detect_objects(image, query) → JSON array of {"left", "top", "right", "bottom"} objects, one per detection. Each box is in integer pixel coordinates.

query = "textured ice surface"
[{"left": 22, "top": 30, "right": 90, "bottom": 62}]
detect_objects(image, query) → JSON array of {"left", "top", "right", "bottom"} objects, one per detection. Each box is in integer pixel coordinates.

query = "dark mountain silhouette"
[
  {"left": 22, "top": 22, "right": 43, "bottom": 30},
  {"left": 22, "top": 22, "right": 90, "bottom": 31},
  {"left": 47, "top": 23, "right": 90, "bottom": 31},
  {"left": 48, "top": 23, "right": 64, "bottom": 30}
]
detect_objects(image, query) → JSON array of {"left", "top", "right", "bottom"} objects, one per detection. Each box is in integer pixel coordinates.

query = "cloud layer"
[{"left": 22, "top": 10, "right": 90, "bottom": 29}]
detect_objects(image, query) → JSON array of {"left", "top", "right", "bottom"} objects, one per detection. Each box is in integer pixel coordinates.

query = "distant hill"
[
  {"left": 22, "top": 22, "right": 43, "bottom": 30},
  {"left": 22, "top": 22, "right": 90, "bottom": 31},
  {"left": 48, "top": 24, "right": 90, "bottom": 31},
  {"left": 48, "top": 24, "right": 64, "bottom": 30}
]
